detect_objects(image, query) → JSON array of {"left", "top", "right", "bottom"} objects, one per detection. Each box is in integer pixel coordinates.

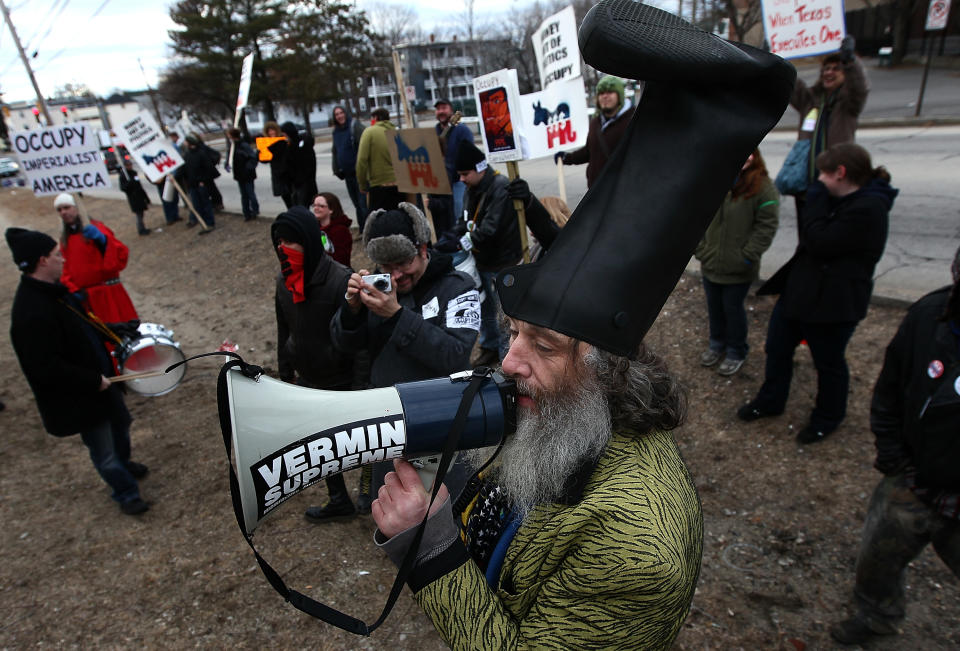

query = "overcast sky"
[{"left": 0, "top": 0, "right": 670, "bottom": 104}]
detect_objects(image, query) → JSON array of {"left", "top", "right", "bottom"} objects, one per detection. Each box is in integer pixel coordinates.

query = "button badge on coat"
[{"left": 927, "top": 360, "right": 944, "bottom": 379}]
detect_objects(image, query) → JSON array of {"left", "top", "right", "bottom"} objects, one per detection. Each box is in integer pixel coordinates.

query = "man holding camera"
[{"left": 310, "top": 203, "right": 481, "bottom": 523}]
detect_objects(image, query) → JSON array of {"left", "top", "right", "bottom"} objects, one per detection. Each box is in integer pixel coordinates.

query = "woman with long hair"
[
  {"left": 695, "top": 148, "right": 780, "bottom": 376},
  {"left": 739, "top": 143, "right": 898, "bottom": 444},
  {"left": 311, "top": 192, "right": 353, "bottom": 268}
]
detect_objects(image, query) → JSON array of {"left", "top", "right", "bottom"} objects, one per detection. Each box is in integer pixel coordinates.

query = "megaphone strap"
[{"left": 214, "top": 357, "right": 494, "bottom": 636}]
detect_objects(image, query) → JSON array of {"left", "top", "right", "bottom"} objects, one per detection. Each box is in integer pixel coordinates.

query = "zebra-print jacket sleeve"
[{"left": 411, "top": 430, "right": 704, "bottom": 650}]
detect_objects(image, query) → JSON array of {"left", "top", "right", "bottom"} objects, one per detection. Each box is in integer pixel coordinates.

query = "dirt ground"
[{"left": 0, "top": 187, "right": 957, "bottom": 649}]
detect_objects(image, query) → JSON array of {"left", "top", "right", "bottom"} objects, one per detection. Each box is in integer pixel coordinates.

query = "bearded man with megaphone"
[{"left": 367, "top": 2, "right": 797, "bottom": 648}]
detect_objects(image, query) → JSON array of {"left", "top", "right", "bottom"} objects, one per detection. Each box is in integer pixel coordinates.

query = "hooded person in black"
[
  {"left": 272, "top": 206, "right": 359, "bottom": 519},
  {"left": 280, "top": 122, "right": 318, "bottom": 208}
]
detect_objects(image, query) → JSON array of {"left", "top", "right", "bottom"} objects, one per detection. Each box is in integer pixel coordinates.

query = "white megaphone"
[{"left": 225, "top": 367, "right": 516, "bottom": 534}]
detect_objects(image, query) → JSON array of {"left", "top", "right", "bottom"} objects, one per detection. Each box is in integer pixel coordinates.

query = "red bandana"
[{"left": 278, "top": 244, "right": 306, "bottom": 303}]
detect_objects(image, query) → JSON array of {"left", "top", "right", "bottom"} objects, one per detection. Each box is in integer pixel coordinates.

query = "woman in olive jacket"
[{"left": 695, "top": 149, "right": 779, "bottom": 376}]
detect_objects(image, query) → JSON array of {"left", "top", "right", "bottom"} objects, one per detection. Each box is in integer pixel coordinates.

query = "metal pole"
[
  {"left": 0, "top": 0, "right": 53, "bottom": 124},
  {"left": 915, "top": 34, "right": 931, "bottom": 117}
]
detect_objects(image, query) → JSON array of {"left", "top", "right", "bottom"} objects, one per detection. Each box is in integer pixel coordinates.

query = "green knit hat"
[{"left": 596, "top": 75, "right": 624, "bottom": 112}]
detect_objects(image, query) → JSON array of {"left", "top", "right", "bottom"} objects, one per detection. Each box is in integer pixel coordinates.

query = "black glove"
[
  {"left": 108, "top": 319, "right": 141, "bottom": 341},
  {"left": 839, "top": 35, "right": 855, "bottom": 63},
  {"left": 507, "top": 178, "right": 531, "bottom": 203},
  {"left": 334, "top": 171, "right": 345, "bottom": 180},
  {"left": 553, "top": 151, "right": 566, "bottom": 165}
]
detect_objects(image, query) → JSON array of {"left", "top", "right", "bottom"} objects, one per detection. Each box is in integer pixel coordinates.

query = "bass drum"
[{"left": 118, "top": 322, "right": 186, "bottom": 396}]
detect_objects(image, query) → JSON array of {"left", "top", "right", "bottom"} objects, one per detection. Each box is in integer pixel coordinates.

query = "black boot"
[
  {"left": 356, "top": 465, "right": 373, "bottom": 514},
  {"left": 304, "top": 475, "right": 356, "bottom": 523}
]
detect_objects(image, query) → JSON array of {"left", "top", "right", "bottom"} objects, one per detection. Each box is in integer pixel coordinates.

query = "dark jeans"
[
  {"left": 427, "top": 194, "right": 454, "bottom": 236},
  {"left": 702, "top": 277, "right": 751, "bottom": 360},
  {"left": 367, "top": 185, "right": 403, "bottom": 213},
  {"left": 851, "top": 474, "right": 960, "bottom": 632},
  {"left": 237, "top": 180, "right": 259, "bottom": 218},
  {"left": 208, "top": 179, "right": 223, "bottom": 208},
  {"left": 343, "top": 173, "right": 368, "bottom": 231},
  {"left": 479, "top": 269, "right": 509, "bottom": 357},
  {"left": 754, "top": 299, "right": 857, "bottom": 431},
  {"left": 189, "top": 185, "right": 215, "bottom": 227},
  {"left": 156, "top": 184, "right": 180, "bottom": 224},
  {"left": 79, "top": 411, "right": 140, "bottom": 504}
]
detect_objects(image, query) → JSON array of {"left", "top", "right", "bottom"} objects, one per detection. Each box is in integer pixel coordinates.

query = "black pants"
[
  {"left": 753, "top": 299, "right": 857, "bottom": 432},
  {"left": 367, "top": 185, "right": 403, "bottom": 213},
  {"left": 427, "top": 194, "right": 454, "bottom": 236}
]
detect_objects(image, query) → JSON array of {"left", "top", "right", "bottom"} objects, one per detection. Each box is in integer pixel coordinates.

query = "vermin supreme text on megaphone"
[{"left": 226, "top": 368, "right": 516, "bottom": 534}]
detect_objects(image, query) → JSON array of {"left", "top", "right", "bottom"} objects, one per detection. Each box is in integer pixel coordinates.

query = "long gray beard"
[{"left": 472, "top": 377, "right": 612, "bottom": 516}]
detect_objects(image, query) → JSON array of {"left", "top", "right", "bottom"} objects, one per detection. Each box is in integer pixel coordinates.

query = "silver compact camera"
[{"left": 362, "top": 273, "right": 392, "bottom": 293}]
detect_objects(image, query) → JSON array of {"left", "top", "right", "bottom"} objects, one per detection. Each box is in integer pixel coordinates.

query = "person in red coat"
[
  {"left": 54, "top": 193, "right": 138, "bottom": 324},
  {"left": 311, "top": 192, "right": 353, "bottom": 268}
]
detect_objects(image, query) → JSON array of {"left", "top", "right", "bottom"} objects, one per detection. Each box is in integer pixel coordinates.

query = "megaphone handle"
[{"left": 408, "top": 455, "right": 455, "bottom": 493}]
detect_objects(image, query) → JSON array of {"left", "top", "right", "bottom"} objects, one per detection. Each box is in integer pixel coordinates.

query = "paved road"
[{"left": 85, "top": 59, "right": 960, "bottom": 304}]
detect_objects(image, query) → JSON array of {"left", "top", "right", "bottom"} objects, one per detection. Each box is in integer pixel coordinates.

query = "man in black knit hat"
[
  {"left": 456, "top": 140, "right": 520, "bottom": 367},
  {"left": 7, "top": 227, "right": 151, "bottom": 516}
]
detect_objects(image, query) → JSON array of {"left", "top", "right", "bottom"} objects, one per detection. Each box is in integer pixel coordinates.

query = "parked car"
[
  {"left": 0, "top": 156, "right": 20, "bottom": 178},
  {"left": 100, "top": 145, "right": 131, "bottom": 173}
]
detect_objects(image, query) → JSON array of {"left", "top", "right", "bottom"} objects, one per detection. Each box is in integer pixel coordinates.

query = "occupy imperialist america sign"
[{"left": 11, "top": 124, "right": 110, "bottom": 196}]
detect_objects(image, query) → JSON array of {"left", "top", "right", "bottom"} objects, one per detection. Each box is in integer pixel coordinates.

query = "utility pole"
[
  {"left": 0, "top": 0, "right": 53, "bottom": 125},
  {"left": 137, "top": 58, "right": 165, "bottom": 127}
]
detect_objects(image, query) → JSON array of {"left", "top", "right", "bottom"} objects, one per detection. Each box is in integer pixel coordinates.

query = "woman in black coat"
[
  {"left": 117, "top": 161, "right": 152, "bottom": 235},
  {"left": 738, "top": 143, "right": 898, "bottom": 444}
]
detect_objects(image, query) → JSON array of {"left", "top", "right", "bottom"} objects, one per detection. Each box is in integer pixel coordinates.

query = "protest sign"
[
  {"left": 532, "top": 6, "right": 581, "bottom": 89},
  {"left": 11, "top": 123, "right": 110, "bottom": 196},
  {"left": 761, "top": 0, "right": 845, "bottom": 59},
  {"left": 473, "top": 69, "right": 523, "bottom": 164},
  {"left": 256, "top": 136, "right": 285, "bottom": 162},
  {"left": 115, "top": 110, "right": 185, "bottom": 184},
  {"left": 925, "top": 0, "right": 951, "bottom": 30},
  {"left": 385, "top": 128, "right": 451, "bottom": 195},
  {"left": 236, "top": 52, "right": 255, "bottom": 111},
  {"left": 519, "top": 76, "right": 588, "bottom": 159}
]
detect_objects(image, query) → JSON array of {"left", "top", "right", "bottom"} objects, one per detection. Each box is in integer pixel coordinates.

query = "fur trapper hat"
[{"left": 363, "top": 202, "right": 431, "bottom": 265}]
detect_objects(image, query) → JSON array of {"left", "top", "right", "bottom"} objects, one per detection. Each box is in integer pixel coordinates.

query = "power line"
[
  {"left": 90, "top": 0, "right": 111, "bottom": 20},
  {"left": 24, "top": 0, "right": 69, "bottom": 56},
  {"left": 21, "top": 0, "right": 63, "bottom": 54}
]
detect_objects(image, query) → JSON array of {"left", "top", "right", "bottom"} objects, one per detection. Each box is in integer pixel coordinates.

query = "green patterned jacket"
[{"left": 411, "top": 429, "right": 703, "bottom": 650}]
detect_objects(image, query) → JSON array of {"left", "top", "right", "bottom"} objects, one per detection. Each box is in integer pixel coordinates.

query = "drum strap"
[
  {"left": 175, "top": 352, "right": 493, "bottom": 636},
  {"left": 60, "top": 300, "right": 124, "bottom": 345}
]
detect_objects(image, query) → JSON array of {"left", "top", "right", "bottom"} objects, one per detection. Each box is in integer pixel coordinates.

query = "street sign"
[{"left": 925, "top": 0, "right": 951, "bottom": 30}]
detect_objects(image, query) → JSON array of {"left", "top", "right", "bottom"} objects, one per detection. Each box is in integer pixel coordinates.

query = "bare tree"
[
  {"left": 725, "top": 0, "right": 764, "bottom": 46},
  {"left": 367, "top": 2, "right": 420, "bottom": 45}
]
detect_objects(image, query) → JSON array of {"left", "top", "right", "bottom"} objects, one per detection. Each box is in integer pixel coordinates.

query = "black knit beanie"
[
  {"left": 454, "top": 140, "right": 487, "bottom": 173},
  {"left": 5, "top": 227, "right": 56, "bottom": 271}
]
